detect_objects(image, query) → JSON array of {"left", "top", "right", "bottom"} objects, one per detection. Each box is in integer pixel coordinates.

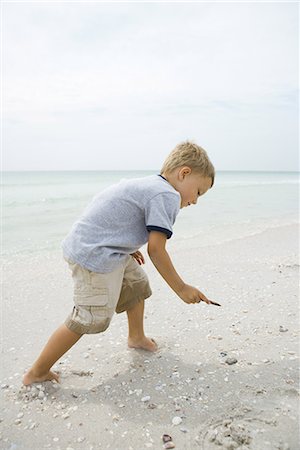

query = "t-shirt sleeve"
[{"left": 145, "top": 192, "right": 180, "bottom": 239}]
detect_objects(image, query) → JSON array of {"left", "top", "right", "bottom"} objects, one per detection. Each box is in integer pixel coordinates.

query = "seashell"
[
  {"left": 172, "top": 416, "right": 182, "bottom": 425},
  {"left": 162, "top": 434, "right": 172, "bottom": 443},
  {"left": 147, "top": 403, "right": 157, "bottom": 409},
  {"left": 164, "top": 442, "right": 175, "bottom": 449},
  {"left": 30, "top": 387, "right": 38, "bottom": 396}
]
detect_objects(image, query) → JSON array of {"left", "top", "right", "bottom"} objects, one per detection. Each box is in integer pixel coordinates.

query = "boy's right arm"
[{"left": 147, "top": 231, "right": 214, "bottom": 305}]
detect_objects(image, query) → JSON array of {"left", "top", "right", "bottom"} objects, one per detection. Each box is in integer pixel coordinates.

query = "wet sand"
[{"left": 1, "top": 224, "right": 299, "bottom": 449}]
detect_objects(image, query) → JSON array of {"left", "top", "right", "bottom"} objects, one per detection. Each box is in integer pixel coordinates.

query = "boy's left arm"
[{"left": 147, "top": 231, "right": 220, "bottom": 305}]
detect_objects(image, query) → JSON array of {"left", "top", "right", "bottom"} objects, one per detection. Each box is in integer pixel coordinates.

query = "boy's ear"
[{"left": 179, "top": 166, "right": 192, "bottom": 179}]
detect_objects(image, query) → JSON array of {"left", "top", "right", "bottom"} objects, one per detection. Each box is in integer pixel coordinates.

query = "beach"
[
  {"left": 3, "top": 0, "right": 299, "bottom": 446},
  {"left": 1, "top": 223, "right": 299, "bottom": 450}
]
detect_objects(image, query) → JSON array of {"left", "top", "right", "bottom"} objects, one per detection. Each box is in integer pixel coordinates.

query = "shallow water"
[{"left": 2, "top": 170, "right": 299, "bottom": 257}]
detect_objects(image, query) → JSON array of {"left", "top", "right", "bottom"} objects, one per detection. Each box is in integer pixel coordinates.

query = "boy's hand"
[
  {"left": 178, "top": 284, "right": 220, "bottom": 306},
  {"left": 147, "top": 231, "right": 221, "bottom": 306},
  {"left": 130, "top": 251, "right": 145, "bottom": 265}
]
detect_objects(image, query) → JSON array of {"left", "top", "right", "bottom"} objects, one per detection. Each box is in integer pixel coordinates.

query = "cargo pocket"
[{"left": 74, "top": 288, "right": 109, "bottom": 307}]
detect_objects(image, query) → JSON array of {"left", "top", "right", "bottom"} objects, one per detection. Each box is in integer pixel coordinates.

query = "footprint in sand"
[{"left": 196, "top": 416, "right": 290, "bottom": 450}]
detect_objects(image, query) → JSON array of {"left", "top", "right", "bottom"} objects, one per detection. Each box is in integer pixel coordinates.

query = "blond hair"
[{"left": 161, "top": 140, "right": 215, "bottom": 187}]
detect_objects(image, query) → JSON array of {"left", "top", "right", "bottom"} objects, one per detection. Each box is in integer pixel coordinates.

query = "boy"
[{"left": 23, "top": 140, "right": 216, "bottom": 386}]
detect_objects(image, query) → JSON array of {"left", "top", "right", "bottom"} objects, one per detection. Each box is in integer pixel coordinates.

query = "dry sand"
[{"left": 1, "top": 223, "right": 299, "bottom": 450}]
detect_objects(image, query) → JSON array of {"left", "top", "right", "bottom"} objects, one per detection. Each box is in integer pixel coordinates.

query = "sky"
[{"left": 2, "top": 1, "right": 299, "bottom": 172}]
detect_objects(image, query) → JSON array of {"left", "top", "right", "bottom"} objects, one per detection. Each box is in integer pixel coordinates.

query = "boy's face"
[{"left": 172, "top": 167, "right": 212, "bottom": 208}]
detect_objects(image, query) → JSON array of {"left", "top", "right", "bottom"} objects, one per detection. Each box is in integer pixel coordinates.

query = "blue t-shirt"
[{"left": 61, "top": 174, "right": 181, "bottom": 273}]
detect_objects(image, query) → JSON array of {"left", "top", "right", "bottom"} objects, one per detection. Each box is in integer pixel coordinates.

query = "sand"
[{"left": 1, "top": 223, "right": 299, "bottom": 450}]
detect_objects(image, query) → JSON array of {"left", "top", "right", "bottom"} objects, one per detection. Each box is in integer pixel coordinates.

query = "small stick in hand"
[{"left": 208, "top": 299, "right": 221, "bottom": 306}]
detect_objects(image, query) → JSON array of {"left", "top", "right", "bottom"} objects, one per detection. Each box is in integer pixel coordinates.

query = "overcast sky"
[{"left": 2, "top": 1, "right": 298, "bottom": 172}]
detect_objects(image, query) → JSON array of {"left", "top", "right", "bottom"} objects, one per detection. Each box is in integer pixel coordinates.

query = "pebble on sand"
[{"left": 225, "top": 357, "right": 238, "bottom": 365}]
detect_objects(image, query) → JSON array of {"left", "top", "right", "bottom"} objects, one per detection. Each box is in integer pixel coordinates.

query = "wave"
[
  {"left": 3, "top": 179, "right": 299, "bottom": 190},
  {"left": 218, "top": 180, "right": 299, "bottom": 187},
  {"left": 1, "top": 181, "right": 97, "bottom": 187},
  {"left": 175, "top": 219, "right": 299, "bottom": 245},
  {"left": 3, "top": 197, "right": 84, "bottom": 208}
]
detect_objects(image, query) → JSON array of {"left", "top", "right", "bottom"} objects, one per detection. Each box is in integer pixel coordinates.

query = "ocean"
[{"left": 2, "top": 170, "right": 299, "bottom": 258}]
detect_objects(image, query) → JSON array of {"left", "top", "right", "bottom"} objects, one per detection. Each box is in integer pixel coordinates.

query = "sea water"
[{"left": 2, "top": 170, "right": 299, "bottom": 258}]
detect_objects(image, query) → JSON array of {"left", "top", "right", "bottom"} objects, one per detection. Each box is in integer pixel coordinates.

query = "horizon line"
[{"left": 2, "top": 169, "right": 299, "bottom": 174}]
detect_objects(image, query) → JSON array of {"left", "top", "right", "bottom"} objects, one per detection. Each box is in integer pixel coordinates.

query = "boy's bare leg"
[
  {"left": 23, "top": 324, "right": 82, "bottom": 385},
  {"left": 127, "top": 299, "right": 158, "bottom": 352}
]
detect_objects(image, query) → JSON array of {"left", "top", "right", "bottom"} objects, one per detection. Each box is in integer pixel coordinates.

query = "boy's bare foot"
[
  {"left": 22, "top": 369, "right": 60, "bottom": 386},
  {"left": 128, "top": 336, "right": 158, "bottom": 352}
]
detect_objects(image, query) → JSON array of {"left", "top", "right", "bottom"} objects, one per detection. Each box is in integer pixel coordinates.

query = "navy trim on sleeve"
[{"left": 146, "top": 225, "right": 173, "bottom": 239}]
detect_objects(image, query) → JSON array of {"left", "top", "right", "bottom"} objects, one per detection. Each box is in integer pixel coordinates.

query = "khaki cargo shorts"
[{"left": 63, "top": 255, "right": 152, "bottom": 335}]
